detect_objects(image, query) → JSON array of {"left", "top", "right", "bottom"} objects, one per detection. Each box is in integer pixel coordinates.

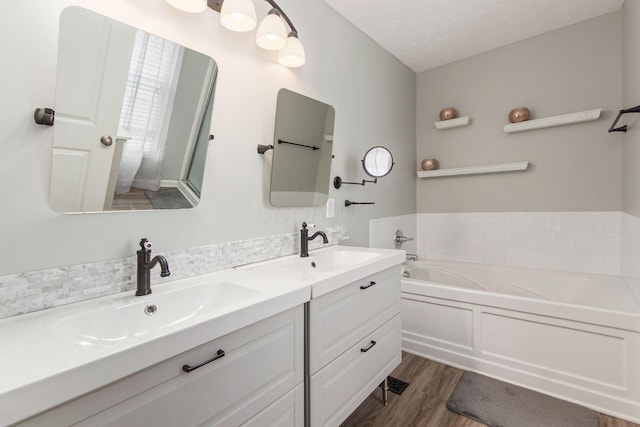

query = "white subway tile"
[
  {"left": 526, "top": 250, "right": 550, "bottom": 269},
  {"left": 549, "top": 212, "right": 576, "bottom": 232},
  {"left": 575, "top": 253, "right": 604, "bottom": 275},
  {"left": 526, "top": 230, "right": 550, "bottom": 251},
  {"left": 575, "top": 232, "right": 604, "bottom": 255},
  {"left": 505, "top": 212, "right": 527, "bottom": 229},
  {"left": 506, "top": 229, "right": 526, "bottom": 249},
  {"left": 526, "top": 212, "right": 550, "bottom": 230},
  {"left": 573, "top": 212, "right": 604, "bottom": 232},
  {"left": 484, "top": 212, "right": 505, "bottom": 227},
  {"left": 550, "top": 231, "right": 576, "bottom": 253},
  {"left": 484, "top": 247, "right": 506, "bottom": 265},
  {"left": 484, "top": 228, "right": 506, "bottom": 249},
  {"left": 604, "top": 255, "right": 621, "bottom": 276},
  {"left": 550, "top": 251, "right": 577, "bottom": 272},
  {"left": 505, "top": 248, "right": 527, "bottom": 267},
  {"left": 604, "top": 233, "right": 622, "bottom": 256},
  {"left": 603, "top": 212, "right": 622, "bottom": 233}
]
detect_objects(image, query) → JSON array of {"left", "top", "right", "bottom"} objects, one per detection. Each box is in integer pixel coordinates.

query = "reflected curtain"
[{"left": 115, "top": 30, "right": 183, "bottom": 195}]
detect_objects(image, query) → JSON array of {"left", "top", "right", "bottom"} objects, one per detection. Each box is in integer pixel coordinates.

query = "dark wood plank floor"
[{"left": 341, "top": 352, "right": 639, "bottom": 427}]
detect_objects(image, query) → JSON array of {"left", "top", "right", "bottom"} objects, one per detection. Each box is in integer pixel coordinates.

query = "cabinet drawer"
[
  {"left": 310, "top": 314, "right": 401, "bottom": 427},
  {"left": 20, "top": 306, "right": 304, "bottom": 427},
  {"left": 242, "top": 383, "right": 303, "bottom": 427},
  {"left": 308, "top": 266, "right": 400, "bottom": 374}
]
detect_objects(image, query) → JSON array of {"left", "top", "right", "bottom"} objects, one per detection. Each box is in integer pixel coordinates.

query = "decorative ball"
[
  {"left": 421, "top": 158, "right": 439, "bottom": 171},
  {"left": 508, "top": 107, "right": 530, "bottom": 123},
  {"left": 439, "top": 108, "right": 457, "bottom": 121}
]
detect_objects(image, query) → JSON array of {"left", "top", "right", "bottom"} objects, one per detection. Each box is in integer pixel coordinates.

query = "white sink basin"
[
  {"left": 278, "top": 249, "right": 379, "bottom": 274},
  {"left": 0, "top": 269, "right": 310, "bottom": 425},
  {"left": 240, "top": 245, "right": 405, "bottom": 298},
  {"left": 54, "top": 281, "right": 260, "bottom": 347}
]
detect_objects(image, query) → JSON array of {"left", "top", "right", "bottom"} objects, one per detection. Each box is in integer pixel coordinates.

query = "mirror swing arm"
[{"left": 333, "top": 176, "right": 376, "bottom": 189}]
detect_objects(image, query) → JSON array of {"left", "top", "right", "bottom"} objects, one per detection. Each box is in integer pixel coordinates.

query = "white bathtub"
[{"left": 400, "top": 260, "right": 640, "bottom": 423}]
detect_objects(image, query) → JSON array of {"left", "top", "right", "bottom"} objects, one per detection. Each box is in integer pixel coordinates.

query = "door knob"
[{"left": 100, "top": 135, "right": 113, "bottom": 147}]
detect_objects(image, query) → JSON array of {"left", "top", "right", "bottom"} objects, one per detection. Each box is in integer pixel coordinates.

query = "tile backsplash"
[
  {"left": 0, "top": 226, "right": 348, "bottom": 320},
  {"left": 371, "top": 212, "right": 640, "bottom": 278}
]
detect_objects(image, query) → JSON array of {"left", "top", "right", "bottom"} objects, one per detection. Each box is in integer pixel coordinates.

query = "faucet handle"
[{"left": 139, "top": 238, "right": 152, "bottom": 250}]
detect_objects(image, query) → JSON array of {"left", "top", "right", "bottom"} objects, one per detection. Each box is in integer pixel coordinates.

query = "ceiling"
[{"left": 322, "top": 0, "right": 624, "bottom": 73}]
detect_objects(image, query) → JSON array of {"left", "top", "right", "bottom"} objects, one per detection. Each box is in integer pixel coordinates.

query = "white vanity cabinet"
[
  {"left": 308, "top": 265, "right": 402, "bottom": 427},
  {"left": 18, "top": 306, "right": 304, "bottom": 427}
]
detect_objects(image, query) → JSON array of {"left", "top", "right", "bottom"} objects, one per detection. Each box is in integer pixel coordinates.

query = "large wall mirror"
[
  {"left": 49, "top": 7, "right": 218, "bottom": 213},
  {"left": 270, "top": 89, "right": 335, "bottom": 207}
]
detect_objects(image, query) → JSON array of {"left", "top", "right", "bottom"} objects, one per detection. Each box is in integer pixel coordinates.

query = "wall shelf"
[
  {"left": 434, "top": 116, "right": 470, "bottom": 130},
  {"left": 503, "top": 108, "right": 601, "bottom": 133},
  {"left": 417, "top": 161, "right": 529, "bottom": 178}
]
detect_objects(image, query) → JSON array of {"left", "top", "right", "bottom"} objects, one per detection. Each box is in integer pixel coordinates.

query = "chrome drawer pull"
[
  {"left": 360, "top": 281, "right": 376, "bottom": 290},
  {"left": 361, "top": 340, "right": 376, "bottom": 353},
  {"left": 182, "top": 349, "right": 225, "bottom": 373}
]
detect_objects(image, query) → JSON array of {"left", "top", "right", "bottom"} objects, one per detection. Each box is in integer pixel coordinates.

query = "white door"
[{"left": 50, "top": 7, "right": 135, "bottom": 212}]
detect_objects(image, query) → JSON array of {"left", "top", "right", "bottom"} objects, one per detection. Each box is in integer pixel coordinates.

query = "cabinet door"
[
  {"left": 309, "top": 266, "right": 400, "bottom": 374},
  {"left": 242, "top": 384, "right": 304, "bottom": 427},
  {"left": 19, "top": 306, "right": 303, "bottom": 427},
  {"left": 310, "top": 314, "right": 401, "bottom": 427}
]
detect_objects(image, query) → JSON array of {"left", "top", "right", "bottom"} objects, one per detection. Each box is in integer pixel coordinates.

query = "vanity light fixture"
[
  {"left": 220, "top": 0, "right": 257, "bottom": 32},
  {"left": 167, "top": 0, "right": 305, "bottom": 67},
  {"left": 256, "top": 9, "right": 287, "bottom": 50}
]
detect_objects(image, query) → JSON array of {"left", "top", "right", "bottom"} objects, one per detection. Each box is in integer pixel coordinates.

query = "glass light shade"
[
  {"left": 166, "top": 0, "right": 207, "bottom": 13},
  {"left": 256, "top": 12, "right": 287, "bottom": 50},
  {"left": 278, "top": 35, "right": 305, "bottom": 68},
  {"left": 220, "top": 0, "right": 257, "bottom": 32}
]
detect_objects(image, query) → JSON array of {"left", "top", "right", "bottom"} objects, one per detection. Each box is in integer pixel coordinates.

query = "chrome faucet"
[
  {"left": 136, "top": 238, "right": 170, "bottom": 296},
  {"left": 300, "top": 222, "right": 328, "bottom": 257}
]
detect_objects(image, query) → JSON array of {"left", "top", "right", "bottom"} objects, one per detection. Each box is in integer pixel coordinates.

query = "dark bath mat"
[
  {"left": 387, "top": 376, "right": 410, "bottom": 395},
  {"left": 447, "top": 371, "right": 598, "bottom": 427},
  {"left": 145, "top": 189, "right": 192, "bottom": 209}
]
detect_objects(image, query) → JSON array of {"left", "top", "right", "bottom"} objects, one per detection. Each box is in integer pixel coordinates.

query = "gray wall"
[
  {"left": 623, "top": 2, "right": 640, "bottom": 217},
  {"left": 0, "top": 0, "right": 416, "bottom": 276},
  {"left": 416, "top": 11, "right": 623, "bottom": 213}
]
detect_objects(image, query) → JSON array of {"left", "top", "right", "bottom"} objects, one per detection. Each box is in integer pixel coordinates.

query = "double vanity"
[{"left": 0, "top": 245, "right": 404, "bottom": 426}]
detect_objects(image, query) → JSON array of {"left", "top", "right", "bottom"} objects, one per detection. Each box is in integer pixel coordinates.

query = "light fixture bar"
[
  {"left": 263, "top": 0, "right": 297, "bottom": 35},
  {"left": 207, "top": 0, "right": 223, "bottom": 12}
]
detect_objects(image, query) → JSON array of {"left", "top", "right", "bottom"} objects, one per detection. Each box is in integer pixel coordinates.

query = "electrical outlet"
[{"left": 326, "top": 198, "right": 335, "bottom": 218}]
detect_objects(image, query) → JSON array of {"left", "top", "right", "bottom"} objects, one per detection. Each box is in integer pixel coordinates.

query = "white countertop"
[
  {"left": 0, "top": 269, "right": 310, "bottom": 425},
  {"left": 0, "top": 245, "right": 404, "bottom": 425}
]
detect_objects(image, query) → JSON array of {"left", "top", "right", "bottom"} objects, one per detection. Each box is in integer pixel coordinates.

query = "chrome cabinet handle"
[
  {"left": 361, "top": 340, "right": 376, "bottom": 353},
  {"left": 100, "top": 135, "right": 113, "bottom": 147},
  {"left": 182, "top": 349, "right": 225, "bottom": 373},
  {"left": 360, "top": 281, "right": 376, "bottom": 290}
]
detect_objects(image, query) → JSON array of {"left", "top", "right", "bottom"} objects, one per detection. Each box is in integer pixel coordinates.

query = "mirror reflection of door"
[
  {"left": 49, "top": 7, "right": 218, "bottom": 213},
  {"left": 50, "top": 8, "right": 135, "bottom": 213},
  {"left": 185, "top": 82, "right": 215, "bottom": 198}
]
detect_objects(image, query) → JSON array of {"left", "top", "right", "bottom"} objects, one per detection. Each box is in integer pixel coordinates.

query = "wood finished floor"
[{"left": 341, "top": 352, "right": 639, "bottom": 427}]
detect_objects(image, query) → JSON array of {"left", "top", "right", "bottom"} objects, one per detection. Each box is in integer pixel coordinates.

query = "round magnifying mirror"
[{"left": 362, "top": 146, "right": 394, "bottom": 178}]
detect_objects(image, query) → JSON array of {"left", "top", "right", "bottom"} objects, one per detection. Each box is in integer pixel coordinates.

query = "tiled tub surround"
[
  {"left": 417, "top": 212, "right": 626, "bottom": 276},
  {"left": 0, "top": 226, "right": 348, "bottom": 320},
  {"left": 371, "top": 212, "right": 640, "bottom": 278}
]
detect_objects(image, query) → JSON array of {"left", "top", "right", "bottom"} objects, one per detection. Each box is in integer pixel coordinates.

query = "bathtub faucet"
[
  {"left": 300, "top": 222, "right": 329, "bottom": 257},
  {"left": 406, "top": 254, "right": 419, "bottom": 261},
  {"left": 136, "top": 238, "right": 170, "bottom": 296}
]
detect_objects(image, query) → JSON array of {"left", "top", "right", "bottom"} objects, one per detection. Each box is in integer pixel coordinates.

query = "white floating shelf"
[
  {"left": 503, "top": 108, "right": 601, "bottom": 133},
  {"left": 417, "top": 161, "right": 529, "bottom": 178},
  {"left": 434, "top": 116, "right": 470, "bottom": 130}
]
